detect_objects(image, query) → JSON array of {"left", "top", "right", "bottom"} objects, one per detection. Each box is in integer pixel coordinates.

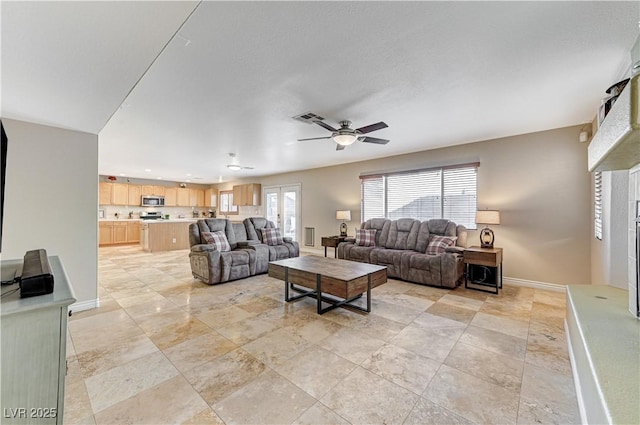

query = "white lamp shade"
[
  {"left": 475, "top": 210, "right": 500, "bottom": 225},
  {"left": 336, "top": 210, "right": 351, "bottom": 221},
  {"left": 333, "top": 134, "right": 358, "bottom": 146}
]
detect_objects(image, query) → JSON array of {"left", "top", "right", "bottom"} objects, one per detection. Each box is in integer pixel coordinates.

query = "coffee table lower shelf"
[{"left": 268, "top": 257, "right": 387, "bottom": 315}]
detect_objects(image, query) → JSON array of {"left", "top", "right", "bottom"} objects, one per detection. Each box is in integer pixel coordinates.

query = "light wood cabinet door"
[
  {"left": 111, "top": 183, "right": 129, "bottom": 205},
  {"left": 153, "top": 186, "right": 166, "bottom": 196},
  {"left": 141, "top": 185, "right": 154, "bottom": 196},
  {"left": 189, "top": 189, "right": 205, "bottom": 207},
  {"left": 99, "top": 182, "right": 112, "bottom": 205},
  {"left": 99, "top": 223, "right": 113, "bottom": 245},
  {"left": 164, "top": 187, "right": 177, "bottom": 206},
  {"left": 113, "top": 222, "right": 127, "bottom": 243},
  {"left": 233, "top": 185, "right": 244, "bottom": 206},
  {"left": 204, "top": 188, "right": 218, "bottom": 207},
  {"left": 127, "top": 222, "right": 140, "bottom": 242},
  {"left": 127, "top": 184, "right": 141, "bottom": 206},
  {"left": 177, "top": 188, "right": 190, "bottom": 206}
]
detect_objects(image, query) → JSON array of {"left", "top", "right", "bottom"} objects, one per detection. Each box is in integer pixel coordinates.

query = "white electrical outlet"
[{"left": 172, "top": 238, "right": 176, "bottom": 243}]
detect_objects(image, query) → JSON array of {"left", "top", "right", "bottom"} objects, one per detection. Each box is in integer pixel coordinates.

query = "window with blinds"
[
  {"left": 360, "top": 163, "right": 478, "bottom": 229},
  {"left": 594, "top": 171, "right": 602, "bottom": 240}
]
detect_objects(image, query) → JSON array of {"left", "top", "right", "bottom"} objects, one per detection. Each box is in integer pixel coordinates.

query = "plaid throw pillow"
[
  {"left": 202, "top": 231, "right": 231, "bottom": 252},
  {"left": 261, "top": 227, "right": 284, "bottom": 246},
  {"left": 426, "top": 235, "right": 457, "bottom": 255},
  {"left": 355, "top": 229, "right": 376, "bottom": 247}
]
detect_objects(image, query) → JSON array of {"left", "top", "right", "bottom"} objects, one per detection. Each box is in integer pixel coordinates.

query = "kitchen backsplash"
[{"left": 99, "top": 204, "right": 263, "bottom": 221}]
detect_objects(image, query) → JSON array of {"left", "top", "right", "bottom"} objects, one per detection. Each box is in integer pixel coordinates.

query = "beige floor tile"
[
  {"left": 122, "top": 297, "right": 182, "bottom": 319},
  {"left": 426, "top": 302, "right": 477, "bottom": 324},
  {"left": 530, "top": 301, "right": 566, "bottom": 328},
  {"left": 320, "top": 367, "right": 418, "bottom": 425},
  {"left": 196, "top": 305, "right": 256, "bottom": 329},
  {"left": 242, "top": 326, "right": 312, "bottom": 368},
  {"left": 533, "top": 289, "right": 567, "bottom": 308},
  {"left": 181, "top": 408, "right": 225, "bottom": 425},
  {"left": 319, "top": 327, "right": 386, "bottom": 364},
  {"left": 424, "top": 364, "right": 519, "bottom": 424},
  {"left": 216, "top": 314, "right": 281, "bottom": 345},
  {"left": 403, "top": 397, "right": 474, "bottom": 425},
  {"left": 389, "top": 323, "right": 460, "bottom": 362},
  {"left": 479, "top": 297, "right": 532, "bottom": 323},
  {"left": 85, "top": 351, "right": 179, "bottom": 413},
  {"left": 365, "top": 298, "right": 423, "bottom": 324},
  {"left": 445, "top": 341, "right": 524, "bottom": 392},
  {"left": 76, "top": 333, "right": 158, "bottom": 377},
  {"left": 412, "top": 311, "right": 469, "bottom": 329},
  {"left": 349, "top": 312, "right": 407, "bottom": 342},
  {"left": 212, "top": 370, "right": 316, "bottom": 425},
  {"left": 292, "top": 402, "right": 350, "bottom": 425},
  {"left": 235, "top": 296, "right": 284, "bottom": 314},
  {"left": 69, "top": 297, "right": 121, "bottom": 321},
  {"left": 439, "top": 293, "right": 485, "bottom": 311},
  {"left": 362, "top": 343, "right": 440, "bottom": 394},
  {"left": 459, "top": 324, "right": 527, "bottom": 361},
  {"left": 93, "top": 375, "right": 209, "bottom": 424},
  {"left": 183, "top": 348, "right": 266, "bottom": 405},
  {"left": 146, "top": 316, "right": 212, "bottom": 350},
  {"left": 284, "top": 313, "right": 345, "bottom": 343},
  {"left": 162, "top": 331, "right": 237, "bottom": 373},
  {"left": 375, "top": 291, "right": 436, "bottom": 311},
  {"left": 518, "top": 363, "right": 580, "bottom": 424},
  {"left": 525, "top": 322, "right": 571, "bottom": 376},
  {"left": 71, "top": 319, "right": 145, "bottom": 355},
  {"left": 273, "top": 345, "right": 357, "bottom": 398},
  {"left": 470, "top": 311, "right": 530, "bottom": 339},
  {"left": 64, "top": 361, "right": 94, "bottom": 424}
]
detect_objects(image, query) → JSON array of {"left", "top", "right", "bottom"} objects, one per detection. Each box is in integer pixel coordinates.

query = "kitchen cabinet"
[
  {"left": 164, "top": 187, "right": 177, "bottom": 206},
  {"left": 99, "top": 182, "right": 112, "bottom": 205},
  {"left": 1, "top": 256, "right": 76, "bottom": 425},
  {"left": 177, "top": 188, "right": 190, "bottom": 206},
  {"left": 141, "top": 185, "right": 165, "bottom": 196},
  {"left": 204, "top": 188, "right": 218, "bottom": 207},
  {"left": 127, "top": 184, "right": 141, "bottom": 206},
  {"left": 99, "top": 222, "right": 113, "bottom": 245},
  {"left": 190, "top": 188, "right": 205, "bottom": 207},
  {"left": 232, "top": 183, "right": 261, "bottom": 206},
  {"left": 127, "top": 221, "right": 140, "bottom": 242},
  {"left": 142, "top": 221, "right": 193, "bottom": 252},
  {"left": 111, "top": 183, "right": 129, "bottom": 205},
  {"left": 112, "top": 222, "right": 127, "bottom": 243}
]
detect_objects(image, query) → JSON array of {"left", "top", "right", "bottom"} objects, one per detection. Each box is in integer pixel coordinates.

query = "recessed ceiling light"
[
  {"left": 218, "top": 176, "right": 223, "bottom": 182},
  {"left": 157, "top": 177, "right": 162, "bottom": 180},
  {"left": 119, "top": 173, "right": 125, "bottom": 176},
  {"left": 186, "top": 173, "right": 192, "bottom": 177},
  {"left": 145, "top": 169, "right": 151, "bottom": 172},
  {"left": 185, "top": 180, "right": 191, "bottom": 183}
]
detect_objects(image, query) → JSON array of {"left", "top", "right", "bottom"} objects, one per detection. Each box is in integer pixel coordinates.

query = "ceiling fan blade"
[
  {"left": 312, "top": 120, "right": 338, "bottom": 132},
  {"left": 241, "top": 166, "right": 254, "bottom": 170},
  {"left": 297, "top": 136, "right": 332, "bottom": 141},
  {"left": 356, "top": 121, "right": 388, "bottom": 134},
  {"left": 361, "top": 136, "right": 390, "bottom": 145},
  {"left": 336, "top": 144, "right": 346, "bottom": 151}
]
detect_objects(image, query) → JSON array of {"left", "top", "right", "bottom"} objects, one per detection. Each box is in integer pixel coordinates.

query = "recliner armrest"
[
  {"left": 444, "top": 246, "right": 465, "bottom": 254},
  {"left": 344, "top": 237, "right": 356, "bottom": 243},
  {"left": 283, "top": 237, "right": 295, "bottom": 243},
  {"left": 237, "top": 240, "right": 262, "bottom": 247},
  {"left": 191, "top": 244, "right": 217, "bottom": 253}
]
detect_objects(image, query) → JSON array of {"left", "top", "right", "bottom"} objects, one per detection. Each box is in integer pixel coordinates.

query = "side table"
[
  {"left": 463, "top": 246, "right": 503, "bottom": 294},
  {"left": 321, "top": 236, "right": 347, "bottom": 258}
]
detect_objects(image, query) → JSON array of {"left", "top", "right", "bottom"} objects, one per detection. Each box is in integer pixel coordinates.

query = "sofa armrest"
[
  {"left": 191, "top": 244, "right": 217, "bottom": 253},
  {"left": 445, "top": 246, "right": 465, "bottom": 254},
  {"left": 283, "top": 237, "right": 293, "bottom": 243},
  {"left": 237, "top": 240, "right": 262, "bottom": 247},
  {"left": 344, "top": 237, "right": 356, "bottom": 243}
]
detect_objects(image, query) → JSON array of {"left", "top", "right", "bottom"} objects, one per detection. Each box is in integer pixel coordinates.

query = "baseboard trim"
[
  {"left": 70, "top": 298, "right": 100, "bottom": 313},
  {"left": 565, "top": 317, "right": 588, "bottom": 425},
  {"left": 503, "top": 276, "right": 566, "bottom": 292}
]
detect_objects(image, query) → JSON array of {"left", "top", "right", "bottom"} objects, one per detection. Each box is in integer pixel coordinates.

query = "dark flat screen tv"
[{"left": 1, "top": 119, "right": 7, "bottom": 252}]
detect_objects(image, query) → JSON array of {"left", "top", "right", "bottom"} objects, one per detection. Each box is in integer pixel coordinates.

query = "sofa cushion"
[
  {"left": 202, "top": 231, "right": 231, "bottom": 252},
  {"left": 355, "top": 229, "right": 376, "bottom": 246},
  {"left": 261, "top": 228, "right": 284, "bottom": 246},
  {"left": 426, "top": 235, "right": 457, "bottom": 255}
]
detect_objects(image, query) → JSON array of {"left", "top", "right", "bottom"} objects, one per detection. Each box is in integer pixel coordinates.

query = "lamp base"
[
  {"left": 480, "top": 226, "right": 495, "bottom": 248},
  {"left": 339, "top": 222, "right": 348, "bottom": 237}
]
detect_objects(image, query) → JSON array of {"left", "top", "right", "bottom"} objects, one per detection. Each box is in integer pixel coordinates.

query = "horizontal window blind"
[
  {"left": 361, "top": 163, "right": 478, "bottom": 229},
  {"left": 594, "top": 171, "right": 602, "bottom": 240}
]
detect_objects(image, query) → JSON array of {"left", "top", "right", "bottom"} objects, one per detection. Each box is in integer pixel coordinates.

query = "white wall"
[{"left": 2, "top": 118, "right": 98, "bottom": 307}]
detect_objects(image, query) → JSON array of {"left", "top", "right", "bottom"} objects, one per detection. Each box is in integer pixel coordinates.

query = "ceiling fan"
[
  {"left": 297, "top": 117, "right": 390, "bottom": 151},
  {"left": 226, "top": 153, "right": 253, "bottom": 171}
]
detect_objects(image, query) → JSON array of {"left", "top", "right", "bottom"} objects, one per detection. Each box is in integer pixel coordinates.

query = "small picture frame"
[{"left": 98, "top": 209, "right": 105, "bottom": 219}]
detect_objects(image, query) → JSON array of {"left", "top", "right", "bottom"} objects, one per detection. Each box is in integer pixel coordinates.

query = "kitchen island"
[{"left": 140, "top": 219, "right": 197, "bottom": 252}]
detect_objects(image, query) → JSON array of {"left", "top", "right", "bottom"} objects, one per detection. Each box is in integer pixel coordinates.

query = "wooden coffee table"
[{"left": 268, "top": 256, "right": 387, "bottom": 314}]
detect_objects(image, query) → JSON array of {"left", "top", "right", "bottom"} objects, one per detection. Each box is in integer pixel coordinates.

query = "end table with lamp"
[{"left": 466, "top": 210, "right": 502, "bottom": 293}]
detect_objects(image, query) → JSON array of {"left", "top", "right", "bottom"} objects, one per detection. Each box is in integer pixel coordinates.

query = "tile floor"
[{"left": 64, "top": 245, "right": 580, "bottom": 425}]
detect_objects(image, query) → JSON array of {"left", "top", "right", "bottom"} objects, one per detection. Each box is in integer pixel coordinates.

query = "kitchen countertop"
[{"left": 99, "top": 218, "right": 198, "bottom": 223}]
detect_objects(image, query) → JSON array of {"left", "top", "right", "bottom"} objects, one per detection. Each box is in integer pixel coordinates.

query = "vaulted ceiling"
[{"left": 2, "top": 1, "right": 638, "bottom": 183}]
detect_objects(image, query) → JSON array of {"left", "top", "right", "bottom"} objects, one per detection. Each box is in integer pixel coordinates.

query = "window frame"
[
  {"left": 218, "top": 190, "right": 238, "bottom": 215},
  {"left": 360, "top": 162, "right": 479, "bottom": 229}
]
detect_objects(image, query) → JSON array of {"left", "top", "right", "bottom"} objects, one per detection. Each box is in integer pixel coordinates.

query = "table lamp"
[
  {"left": 475, "top": 210, "right": 500, "bottom": 248},
  {"left": 336, "top": 210, "right": 351, "bottom": 237}
]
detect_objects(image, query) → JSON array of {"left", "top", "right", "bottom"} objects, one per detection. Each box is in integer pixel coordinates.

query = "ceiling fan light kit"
[
  {"left": 295, "top": 114, "right": 390, "bottom": 151},
  {"left": 227, "top": 164, "right": 242, "bottom": 171}
]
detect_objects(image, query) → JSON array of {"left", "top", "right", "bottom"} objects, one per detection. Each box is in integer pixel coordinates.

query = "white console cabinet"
[{"left": 1, "top": 256, "right": 76, "bottom": 424}]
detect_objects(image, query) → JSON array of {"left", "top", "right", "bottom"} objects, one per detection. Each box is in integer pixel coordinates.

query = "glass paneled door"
[{"left": 263, "top": 184, "right": 301, "bottom": 241}]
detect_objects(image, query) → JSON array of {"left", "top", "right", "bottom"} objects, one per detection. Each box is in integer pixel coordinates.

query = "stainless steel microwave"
[{"left": 141, "top": 195, "right": 165, "bottom": 207}]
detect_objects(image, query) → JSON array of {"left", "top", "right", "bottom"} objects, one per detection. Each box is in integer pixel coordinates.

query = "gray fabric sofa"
[
  {"left": 188, "top": 217, "right": 300, "bottom": 284},
  {"left": 337, "top": 218, "right": 467, "bottom": 288}
]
